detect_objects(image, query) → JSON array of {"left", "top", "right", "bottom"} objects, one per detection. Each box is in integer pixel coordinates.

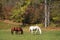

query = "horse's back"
[
  {"left": 29, "top": 26, "right": 36, "bottom": 29},
  {"left": 29, "top": 26, "right": 39, "bottom": 30},
  {"left": 11, "top": 27, "right": 23, "bottom": 31}
]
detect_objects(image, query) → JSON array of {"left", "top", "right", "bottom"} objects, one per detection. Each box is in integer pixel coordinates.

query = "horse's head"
[{"left": 20, "top": 28, "right": 23, "bottom": 34}]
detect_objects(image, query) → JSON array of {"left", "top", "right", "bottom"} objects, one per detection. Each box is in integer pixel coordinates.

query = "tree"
[{"left": 11, "top": 0, "right": 31, "bottom": 23}]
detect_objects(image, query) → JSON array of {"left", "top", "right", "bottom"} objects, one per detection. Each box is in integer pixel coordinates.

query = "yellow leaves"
[
  {"left": 21, "top": 6, "right": 26, "bottom": 12},
  {"left": 53, "top": 17, "right": 60, "bottom": 21}
]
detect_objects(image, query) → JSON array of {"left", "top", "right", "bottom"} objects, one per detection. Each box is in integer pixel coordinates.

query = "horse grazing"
[
  {"left": 11, "top": 27, "right": 23, "bottom": 35},
  {"left": 29, "top": 25, "right": 42, "bottom": 34}
]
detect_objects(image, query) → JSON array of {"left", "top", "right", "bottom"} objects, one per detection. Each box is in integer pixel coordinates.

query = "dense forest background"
[{"left": 0, "top": 0, "right": 60, "bottom": 27}]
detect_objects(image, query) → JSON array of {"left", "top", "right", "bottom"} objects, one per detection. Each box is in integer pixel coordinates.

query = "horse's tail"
[{"left": 39, "top": 28, "right": 42, "bottom": 34}]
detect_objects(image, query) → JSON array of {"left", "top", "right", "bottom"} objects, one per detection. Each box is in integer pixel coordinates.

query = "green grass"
[
  {"left": 0, "top": 21, "right": 60, "bottom": 40},
  {"left": 0, "top": 30, "right": 60, "bottom": 40}
]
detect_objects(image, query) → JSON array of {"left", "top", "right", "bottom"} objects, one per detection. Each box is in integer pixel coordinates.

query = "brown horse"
[{"left": 11, "top": 27, "right": 23, "bottom": 35}]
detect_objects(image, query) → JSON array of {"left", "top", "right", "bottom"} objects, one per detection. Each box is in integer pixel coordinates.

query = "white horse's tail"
[{"left": 39, "top": 28, "right": 42, "bottom": 34}]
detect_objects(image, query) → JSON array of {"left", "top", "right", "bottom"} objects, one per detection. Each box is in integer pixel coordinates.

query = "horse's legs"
[
  {"left": 35, "top": 29, "right": 38, "bottom": 34},
  {"left": 15, "top": 31, "right": 18, "bottom": 34}
]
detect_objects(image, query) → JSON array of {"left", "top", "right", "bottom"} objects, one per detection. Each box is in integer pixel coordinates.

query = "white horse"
[{"left": 29, "top": 25, "right": 42, "bottom": 34}]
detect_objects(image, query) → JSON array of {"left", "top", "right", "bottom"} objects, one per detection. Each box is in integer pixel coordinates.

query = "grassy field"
[
  {"left": 0, "top": 30, "right": 60, "bottom": 40},
  {"left": 0, "top": 21, "right": 60, "bottom": 40}
]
